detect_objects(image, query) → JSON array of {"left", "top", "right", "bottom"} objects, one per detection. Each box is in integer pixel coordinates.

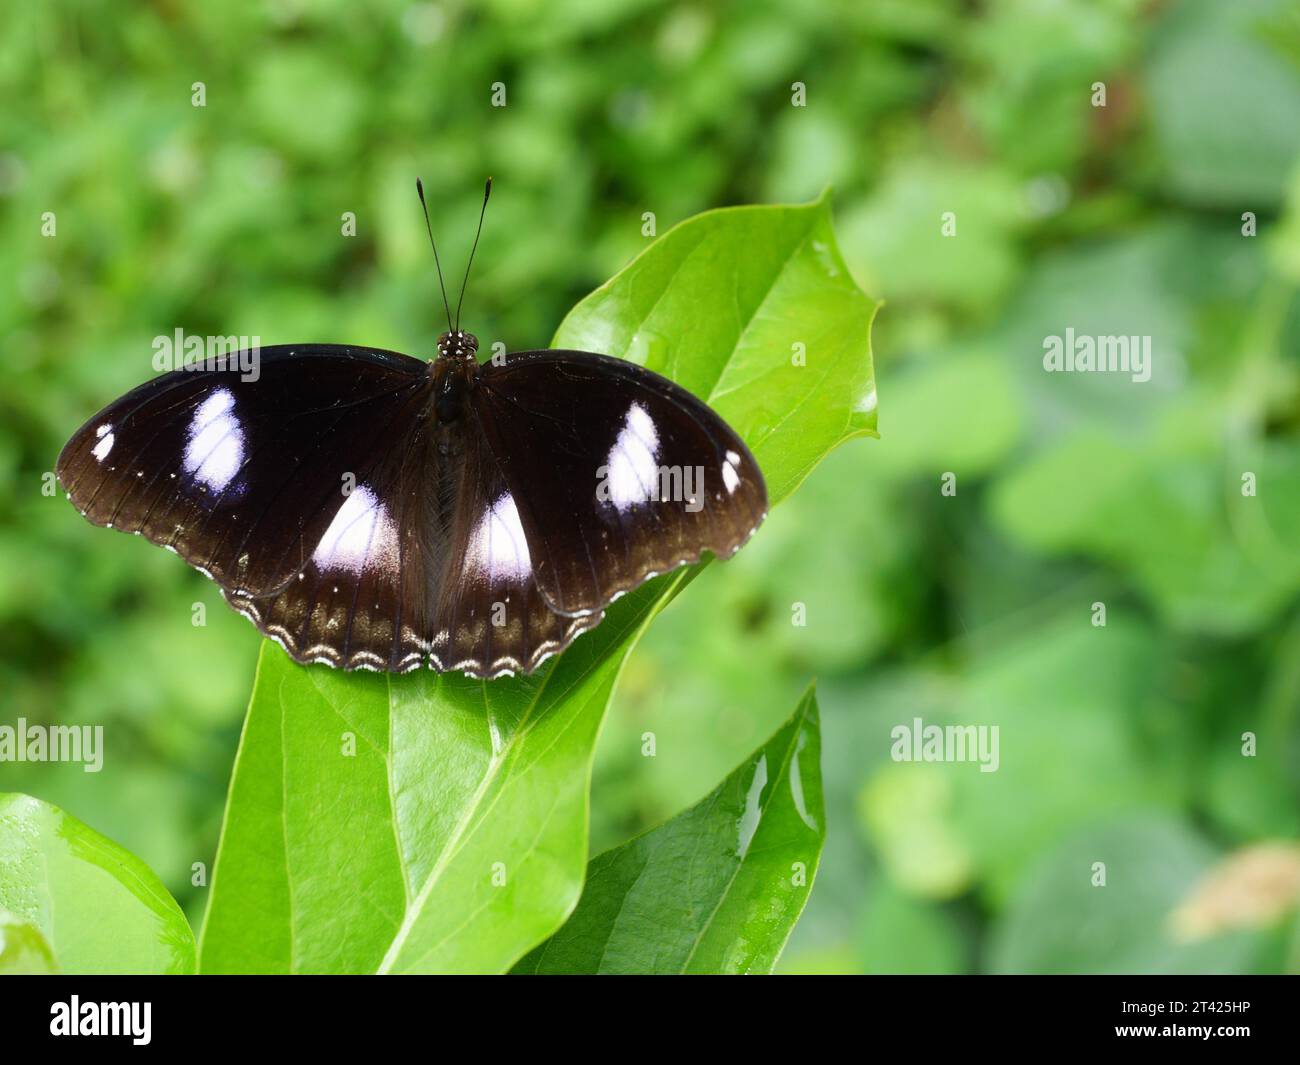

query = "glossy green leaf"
[
  {"left": 515, "top": 685, "right": 824, "bottom": 974},
  {"left": 0, "top": 794, "right": 195, "bottom": 974},
  {"left": 198, "top": 197, "right": 877, "bottom": 974}
]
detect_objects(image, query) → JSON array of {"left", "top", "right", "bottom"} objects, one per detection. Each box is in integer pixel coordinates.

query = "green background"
[{"left": 3, "top": 0, "right": 1300, "bottom": 973}]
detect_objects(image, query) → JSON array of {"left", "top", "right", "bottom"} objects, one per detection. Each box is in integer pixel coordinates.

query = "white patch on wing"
[
  {"left": 183, "top": 388, "right": 244, "bottom": 493},
  {"left": 605, "top": 401, "right": 660, "bottom": 510},
  {"left": 722, "top": 450, "right": 742, "bottom": 494},
  {"left": 311, "top": 485, "right": 396, "bottom": 575},
  {"left": 91, "top": 423, "right": 114, "bottom": 462},
  {"left": 467, "top": 492, "right": 531, "bottom": 582}
]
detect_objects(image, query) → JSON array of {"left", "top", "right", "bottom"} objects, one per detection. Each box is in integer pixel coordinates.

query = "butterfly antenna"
[
  {"left": 454, "top": 177, "right": 492, "bottom": 331},
  {"left": 416, "top": 178, "right": 454, "bottom": 335}
]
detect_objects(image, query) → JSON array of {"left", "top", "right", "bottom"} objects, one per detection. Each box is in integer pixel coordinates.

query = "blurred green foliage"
[{"left": 3, "top": 0, "right": 1300, "bottom": 972}]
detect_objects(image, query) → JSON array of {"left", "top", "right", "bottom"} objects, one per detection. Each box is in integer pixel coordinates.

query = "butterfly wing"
[
  {"left": 471, "top": 349, "right": 767, "bottom": 617},
  {"left": 58, "top": 344, "right": 437, "bottom": 671}
]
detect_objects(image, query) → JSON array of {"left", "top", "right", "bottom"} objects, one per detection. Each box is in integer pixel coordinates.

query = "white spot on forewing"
[
  {"left": 92, "top": 423, "right": 115, "bottom": 462},
  {"left": 605, "top": 401, "right": 660, "bottom": 510},
  {"left": 466, "top": 492, "right": 531, "bottom": 581},
  {"left": 311, "top": 484, "right": 396, "bottom": 575},
  {"left": 722, "top": 458, "right": 741, "bottom": 494},
  {"left": 183, "top": 387, "right": 244, "bottom": 492},
  {"left": 722, "top": 448, "right": 743, "bottom": 493}
]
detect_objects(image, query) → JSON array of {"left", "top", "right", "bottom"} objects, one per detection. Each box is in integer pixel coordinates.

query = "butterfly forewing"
[
  {"left": 472, "top": 350, "right": 768, "bottom": 618},
  {"left": 57, "top": 345, "right": 429, "bottom": 597},
  {"left": 58, "top": 346, "right": 443, "bottom": 671}
]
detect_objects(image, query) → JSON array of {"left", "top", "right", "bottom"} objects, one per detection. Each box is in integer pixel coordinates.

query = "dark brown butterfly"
[{"left": 56, "top": 181, "right": 767, "bottom": 678}]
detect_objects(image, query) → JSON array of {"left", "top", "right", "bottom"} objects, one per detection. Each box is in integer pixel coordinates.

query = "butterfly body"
[{"left": 58, "top": 333, "right": 767, "bottom": 677}]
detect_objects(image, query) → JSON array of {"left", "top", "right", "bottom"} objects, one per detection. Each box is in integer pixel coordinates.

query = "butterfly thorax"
[{"left": 430, "top": 332, "right": 479, "bottom": 423}]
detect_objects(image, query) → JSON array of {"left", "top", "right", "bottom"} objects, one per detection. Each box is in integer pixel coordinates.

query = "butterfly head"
[{"left": 437, "top": 330, "right": 478, "bottom": 361}]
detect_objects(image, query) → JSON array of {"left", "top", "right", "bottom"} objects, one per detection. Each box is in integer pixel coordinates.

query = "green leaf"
[
  {"left": 199, "top": 198, "right": 877, "bottom": 974},
  {"left": 514, "top": 685, "right": 824, "bottom": 974},
  {"left": 0, "top": 911, "right": 57, "bottom": 974},
  {"left": 0, "top": 794, "right": 195, "bottom": 974}
]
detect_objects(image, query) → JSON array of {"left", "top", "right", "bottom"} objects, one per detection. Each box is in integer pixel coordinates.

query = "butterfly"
[{"left": 56, "top": 180, "right": 767, "bottom": 678}]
